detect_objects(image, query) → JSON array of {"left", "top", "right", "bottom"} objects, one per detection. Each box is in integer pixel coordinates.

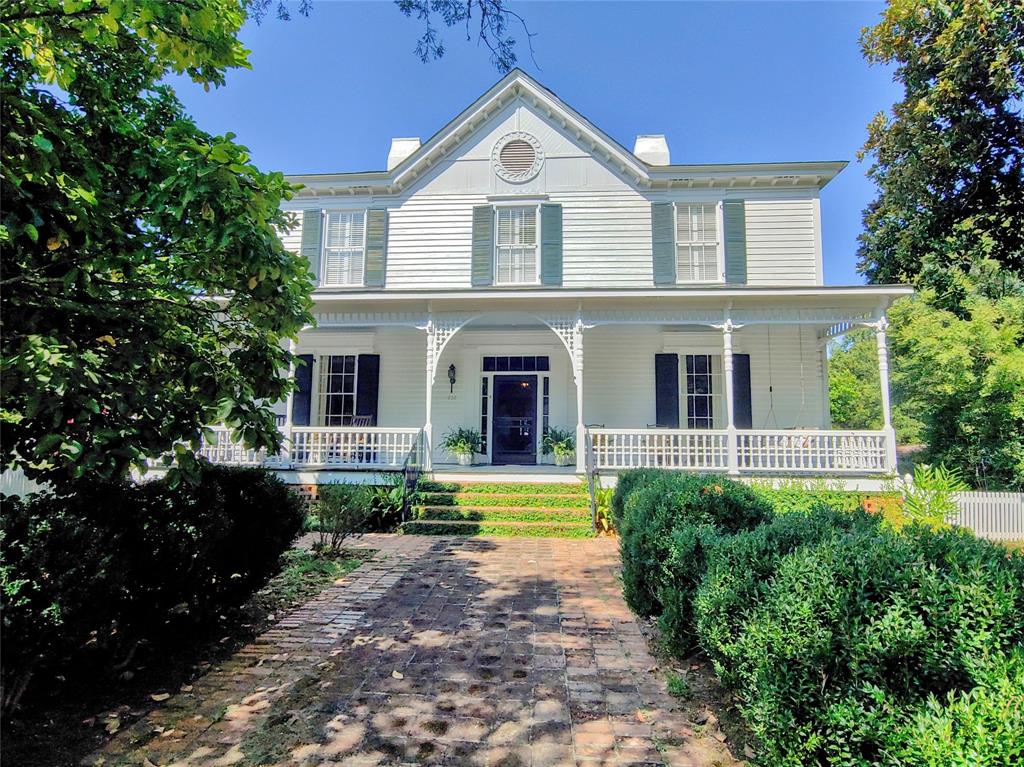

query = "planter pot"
[
  {"left": 457, "top": 453, "right": 474, "bottom": 466},
  {"left": 555, "top": 453, "right": 573, "bottom": 467}
]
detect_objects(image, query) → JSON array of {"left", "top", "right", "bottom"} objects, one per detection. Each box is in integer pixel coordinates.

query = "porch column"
[
  {"left": 874, "top": 317, "right": 899, "bottom": 472},
  {"left": 281, "top": 338, "right": 296, "bottom": 467},
  {"left": 721, "top": 321, "right": 739, "bottom": 476},
  {"left": 424, "top": 320, "right": 435, "bottom": 471},
  {"left": 573, "top": 318, "right": 586, "bottom": 474}
]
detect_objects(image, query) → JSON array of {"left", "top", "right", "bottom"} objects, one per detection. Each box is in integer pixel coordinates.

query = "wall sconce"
[{"left": 447, "top": 363, "right": 457, "bottom": 393}]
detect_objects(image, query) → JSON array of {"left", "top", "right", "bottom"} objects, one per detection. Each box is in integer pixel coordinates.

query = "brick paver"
[{"left": 90, "top": 535, "right": 741, "bottom": 767}]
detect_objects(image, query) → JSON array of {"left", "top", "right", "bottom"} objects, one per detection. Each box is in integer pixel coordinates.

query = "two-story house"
[{"left": 202, "top": 70, "right": 911, "bottom": 484}]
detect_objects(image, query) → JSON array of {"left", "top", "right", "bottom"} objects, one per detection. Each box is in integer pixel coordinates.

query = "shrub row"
[
  {"left": 1, "top": 464, "right": 305, "bottom": 709},
  {"left": 614, "top": 470, "right": 1024, "bottom": 766}
]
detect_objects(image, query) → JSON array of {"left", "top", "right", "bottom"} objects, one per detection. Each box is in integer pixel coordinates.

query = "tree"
[
  {"left": 888, "top": 292, "right": 1024, "bottom": 489},
  {"left": 1, "top": 1, "right": 315, "bottom": 485},
  {"left": 857, "top": 0, "right": 1024, "bottom": 309},
  {"left": 857, "top": 0, "right": 1024, "bottom": 487}
]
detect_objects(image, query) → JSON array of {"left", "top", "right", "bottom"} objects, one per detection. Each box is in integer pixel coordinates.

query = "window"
[
  {"left": 684, "top": 354, "right": 724, "bottom": 429},
  {"left": 542, "top": 376, "right": 550, "bottom": 437},
  {"left": 676, "top": 203, "right": 720, "bottom": 283},
  {"left": 482, "top": 356, "right": 550, "bottom": 372},
  {"left": 480, "top": 377, "right": 490, "bottom": 454},
  {"left": 323, "top": 211, "right": 365, "bottom": 286},
  {"left": 495, "top": 207, "right": 538, "bottom": 284},
  {"left": 318, "top": 355, "right": 356, "bottom": 425}
]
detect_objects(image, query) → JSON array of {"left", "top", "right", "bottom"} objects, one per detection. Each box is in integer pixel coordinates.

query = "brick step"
[
  {"left": 413, "top": 506, "right": 592, "bottom": 523},
  {"left": 417, "top": 480, "right": 589, "bottom": 496},
  {"left": 416, "top": 491, "right": 590, "bottom": 509},
  {"left": 400, "top": 519, "right": 595, "bottom": 539}
]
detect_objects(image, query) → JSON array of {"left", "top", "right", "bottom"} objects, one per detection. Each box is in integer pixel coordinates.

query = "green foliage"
[
  {"left": 858, "top": 0, "right": 1024, "bottom": 299},
  {"left": 440, "top": 427, "right": 481, "bottom": 457},
  {"left": 828, "top": 330, "right": 884, "bottom": 432},
  {"left": 364, "top": 473, "right": 411, "bottom": 532},
  {"left": 902, "top": 463, "right": 970, "bottom": 526},
  {"left": 665, "top": 671, "right": 691, "bottom": 701},
  {"left": 0, "top": 0, "right": 316, "bottom": 486},
  {"left": 889, "top": 293, "right": 1024, "bottom": 489},
  {"left": 0, "top": 464, "right": 304, "bottom": 711},
  {"left": 541, "top": 426, "right": 575, "bottom": 458},
  {"left": 313, "top": 483, "right": 370, "bottom": 554},
  {"left": 614, "top": 470, "right": 771, "bottom": 619},
  {"left": 593, "top": 486, "right": 614, "bottom": 534}
]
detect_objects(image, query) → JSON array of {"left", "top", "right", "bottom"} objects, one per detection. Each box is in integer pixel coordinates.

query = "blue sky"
[{"left": 175, "top": 1, "right": 901, "bottom": 285}]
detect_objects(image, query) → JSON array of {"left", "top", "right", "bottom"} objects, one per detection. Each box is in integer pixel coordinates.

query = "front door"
[{"left": 492, "top": 375, "right": 538, "bottom": 465}]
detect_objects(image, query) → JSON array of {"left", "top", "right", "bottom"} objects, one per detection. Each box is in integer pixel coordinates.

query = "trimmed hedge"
[
  {"left": 614, "top": 469, "right": 1024, "bottom": 766},
  {"left": 1, "top": 464, "right": 304, "bottom": 707}
]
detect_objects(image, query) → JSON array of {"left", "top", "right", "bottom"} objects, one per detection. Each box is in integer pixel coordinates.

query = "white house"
[{"left": 201, "top": 70, "right": 911, "bottom": 482}]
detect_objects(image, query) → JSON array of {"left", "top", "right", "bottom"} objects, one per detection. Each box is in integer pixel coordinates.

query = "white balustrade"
[
  {"left": 588, "top": 429, "right": 730, "bottom": 471},
  {"left": 736, "top": 430, "right": 889, "bottom": 473},
  {"left": 587, "top": 428, "right": 891, "bottom": 474},
  {"left": 196, "top": 426, "right": 421, "bottom": 469}
]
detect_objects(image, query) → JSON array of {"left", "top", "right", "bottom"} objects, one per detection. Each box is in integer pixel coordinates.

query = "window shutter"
[
  {"left": 355, "top": 354, "right": 380, "bottom": 425},
  {"left": 301, "top": 210, "right": 323, "bottom": 285},
  {"left": 291, "top": 354, "right": 314, "bottom": 426},
  {"left": 654, "top": 353, "right": 680, "bottom": 427},
  {"left": 732, "top": 353, "right": 752, "bottom": 428},
  {"left": 364, "top": 209, "right": 387, "bottom": 288},
  {"left": 471, "top": 205, "right": 494, "bottom": 286},
  {"left": 540, "top": 203, "right": 563, "bottom": 286},
  {"left": 651, "top": 202, "right": 676, "bottom": 285},
  {"left": 724, "top": 200, "right": 747, "bottom": 284}
]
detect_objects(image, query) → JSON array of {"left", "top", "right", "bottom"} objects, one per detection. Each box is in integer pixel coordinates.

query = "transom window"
[
  {"left": 495, "top": 207, "right": 538, "bottom": 284},
  {"left": 318, "top": 355, "right": 356, "bottom": 425},
  {"left": 676, "top": 203, "right": 720, "bottom": 283},
  {"left": 482, "top": 356, "right": 550, "bottom": 372},
  {"left": 323, "top": 211, "right": 365, "bottom": 286}
]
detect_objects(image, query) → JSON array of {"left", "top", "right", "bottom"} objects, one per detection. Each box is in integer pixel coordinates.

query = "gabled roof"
[{"left": 289, "top": 69, "right": 847, "bottom": 195}]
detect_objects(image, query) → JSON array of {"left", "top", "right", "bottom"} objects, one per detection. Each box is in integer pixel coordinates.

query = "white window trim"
[
  {"left": 320, "top": 208, "right": 367, "bottom": 288},
  {"left": 673, "top": 201, "right": 725, "bottom": 285},
  {"left": 492, "top": 202, "right": 542, "bottom": 286}
]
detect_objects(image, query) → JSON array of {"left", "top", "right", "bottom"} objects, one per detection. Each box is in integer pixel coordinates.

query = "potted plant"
[
  {"left": 542, "top": 427, "right": 576, "bottom": 466},
  {"left": 441, "top": 427, "right": 481, "bottom": 465}
]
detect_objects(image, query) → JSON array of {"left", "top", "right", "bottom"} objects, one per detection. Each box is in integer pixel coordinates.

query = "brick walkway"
[{"left": 90, "top": 535, "right": 741, "bottom": 767}]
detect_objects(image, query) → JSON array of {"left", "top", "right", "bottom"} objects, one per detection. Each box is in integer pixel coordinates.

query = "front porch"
[{"left": 195, "top": 287, "right": 908, "bottom": 480}]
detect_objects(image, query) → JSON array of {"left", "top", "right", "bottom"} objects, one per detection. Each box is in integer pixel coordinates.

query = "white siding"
[
  {"left": 744, "top": 197, "right": 819, "bottom": 285},
  {"left": 287, "top": 100, "right": 825, "bottom": 290}
]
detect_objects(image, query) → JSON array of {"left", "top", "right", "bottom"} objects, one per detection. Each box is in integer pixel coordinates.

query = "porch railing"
[
  {"left": 197, "top": 426, "right": 422, "bottom": 469},
  {"left": 736, "top": 430, "right": 889, "bottom": 473},
  {"left": 588, "top": 429, "right": 730, "bottom": 471},
  {"left": 586, "top": 428, "right": 892, "bottom": 475}
]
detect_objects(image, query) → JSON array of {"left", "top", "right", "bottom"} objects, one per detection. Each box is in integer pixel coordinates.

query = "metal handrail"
[
  {"left": 400, "top": 428, "right": 425, "bottom": 522},
  {"left": 584, "top": 427, "right": 599, "bottom": 532}
]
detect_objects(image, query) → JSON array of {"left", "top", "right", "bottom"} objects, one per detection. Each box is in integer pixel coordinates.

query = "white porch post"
[
  {"left": 573, "top": 316, "right": 586, "bottom": 474},
  {"left": 281, "top": 338, "right": 296, "bottom": 467},
  {"left": 874, "top": 317, "right": 899, "bottom": 473},
  {"left": 721, "top": 320, "right": 739, "bottom": 476},
  {"left": 424, "top": 318, "right": 435, "bottom": 471}
]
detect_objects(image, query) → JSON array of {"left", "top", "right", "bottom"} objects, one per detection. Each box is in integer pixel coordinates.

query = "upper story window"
[
  {"left": 495, "top": 206, "right": 538, "bottom": 285},
  {"left": 675, "top": 203, "right": 721, "bottom": 283},
  {"left": 323, "top": 210, "right": 365, "bottom": 286}
]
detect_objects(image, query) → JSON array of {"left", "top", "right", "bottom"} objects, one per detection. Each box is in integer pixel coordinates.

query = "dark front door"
[{"left": 492, "top": 375, "right": 538, "bottom": 465}]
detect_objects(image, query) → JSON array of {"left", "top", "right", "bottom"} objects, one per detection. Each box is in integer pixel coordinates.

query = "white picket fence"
[{"left": 953, "top": 492, "right": 1024, "bottom": 541}]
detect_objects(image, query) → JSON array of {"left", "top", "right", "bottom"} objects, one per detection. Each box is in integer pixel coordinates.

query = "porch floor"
[{"left": 429, "top": 464, "right": 581, "bottom": 484}]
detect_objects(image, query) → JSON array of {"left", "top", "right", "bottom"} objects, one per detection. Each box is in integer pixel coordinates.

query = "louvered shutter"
[
  {"left": 651, "top": 202, "right": 676, "bottom": 285},
  {"left": 471, "top": 205, "right": 494, "bottom": 286},
  {"left": 300, "top": 210, "right": 323, "bottom": 286},
  {"left": 364, "top": 209, "right": 387, "bottom": 288},
  {"left": 654, "top": 353, "right": 680, "bottom": 427},
  {"left": 732, "top": 353, "right": 752, "bottom": 428},
  {"left": 540, "top": 203, "right": 562, "bottom": 286},
  {"left": 291, "top": 354, "right": 314, "bottom": 426},
  {"left": 724, "top": 200, "right": 747, "bottom": 284},
  {"left": 355, "top": 354, "right": 380, "bottom": 425}
]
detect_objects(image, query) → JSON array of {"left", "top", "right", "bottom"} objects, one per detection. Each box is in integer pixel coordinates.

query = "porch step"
[
  {"left": 413, "top": 506, "right": 591, "bottom": 523},
  {"left": 418, "top": 480, "right": 589, "bottom": 495},
  {"left": 405, "top": 479, "right": 594, "bottom": 538},
  {"left": 417, "top": 491, "right": 590, "bottom": 509},
  {"left": 400, "top": 519, "right": 594, "bottom": 539}
]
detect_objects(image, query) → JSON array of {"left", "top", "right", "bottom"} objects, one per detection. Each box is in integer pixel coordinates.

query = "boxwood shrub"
[
  {"left": 612, "top": 469, "right": 1024, "bottom": 766},
  {"left": 1, "top": 464, "right": 305, "bottom": 709}
]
